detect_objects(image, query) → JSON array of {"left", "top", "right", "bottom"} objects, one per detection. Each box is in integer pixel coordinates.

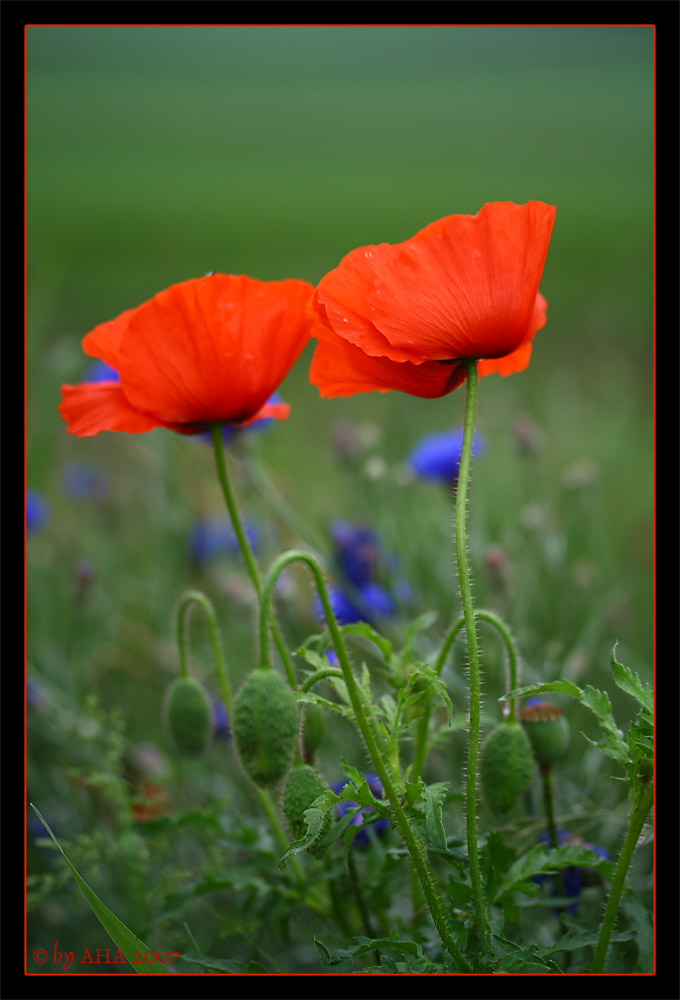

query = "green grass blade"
[{"left": 30, "top": 804, "right": 172, "bottom": 974}]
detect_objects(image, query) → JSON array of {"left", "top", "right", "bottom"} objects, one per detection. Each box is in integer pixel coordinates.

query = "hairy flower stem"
[
  {"left": 414, "top": 610, "right": 520, "bottom": 784},
  {"left": 455, "top": 359, "right": 490, "bottom": 949},
  {"left": 210, "top": 426, "right": 296, "bottom": 688},
  {"left": 176, "top": 589, "right": 232, "bottom": 716},
  {"left": 541, "top": 766, "right": 559, "bottom": 850},
  {"left": 260, "top": 550, "right": 473, "bottom": 972},
  {"left": 591, "top": 779, "right": 653, "bottom": 973}
]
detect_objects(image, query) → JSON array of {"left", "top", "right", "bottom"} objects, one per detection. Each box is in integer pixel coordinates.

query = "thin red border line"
[
  {"left": 651, "top": 20, "right": 657, "bottom": 980},
  {"left": 24, "top": 22, "right": 656, "bottom": 29},
  {"left": 24, "top": 22, "right": 657, "bottom": 976}
]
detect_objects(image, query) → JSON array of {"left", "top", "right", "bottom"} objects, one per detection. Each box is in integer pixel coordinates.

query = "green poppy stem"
[
  {"left": 209, "top": 425, "right": 296, "bottom": 689},
  {"left": 176, "top": 589, "right": 232, "bottom": 716},
  {"left": 454, "top": 359, "right": 490, "bottom": 949},
  {"left": 591, "top": 778, "right": 653, "bottom": 973},
  {"left": 259, "top": 549, "right": 473, "bottom": 973}
]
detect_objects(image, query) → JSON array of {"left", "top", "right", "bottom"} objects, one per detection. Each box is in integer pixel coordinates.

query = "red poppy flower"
[
  {"left": 59, "top": 274, "right": 318, "bottom": 437},
  {"left": 309, "top": 201, "right": 556, "bottom": 398}
]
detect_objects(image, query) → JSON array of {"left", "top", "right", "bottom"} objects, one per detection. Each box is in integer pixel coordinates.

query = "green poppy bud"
[
  {"left": 163, "top": 676, "right": 213, "bottom": 759},
  {"left": 480, "top": 721, "right": 535, "bottom": 815},
  {"left": 232, "top": 668, "right": 299, "bottom": 788},
  {"left": 281, "top": 764, "right": 331, "bottom": 854},
  {"left": 520, "top": 700, "right": 570, "bottom": 767}
]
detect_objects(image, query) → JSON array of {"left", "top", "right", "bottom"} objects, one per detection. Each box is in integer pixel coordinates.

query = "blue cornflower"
[
  {"left": 188, "top": 516, "right": 259, "bottom": 566},
  {"left": 331, "top": 521, "right": 380, "bottom": 587},
  {"left": 314, "top": 582, "right": 394, "bottom": 627},
  {"left": 26, "top": 490, "right": 48, "bottom": 532},
  {"left": 61, "top": 462, "right": 108, "bottom": 500},
  {"left": 535, "top": 828, "right": 611, "bottom": 914},
  {"left": 332, "top": 773, "right": 390, "bottom": 847},
  {"left": 408, "top": 428, "right": 484, "bottom": 485},
  {"left": 82, "top": 359, "right": 119, "bottom": 382},
  {"left": 211, "top": 696, "right": 230, "bottom": 740}
]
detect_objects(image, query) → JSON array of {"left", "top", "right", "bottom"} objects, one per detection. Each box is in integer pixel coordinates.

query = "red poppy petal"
[
  {"left": 58, "top": 382, "right": 163, "bottom": 437},
  {"left": 118, "top": 275, "right": 313, "bottom": 425},
  {"left": 238, "top": 400, "right": 290, "bottom": 427},
  {"left": 477, "top": 291, "right": 547, "bottom": 378},
  {"left": 81, "top": 306, "right": 139, "bottom": 370},
  {"left": 316, "top": 202, "right": 555, "bottom": 364},
  {"left": 309, "top": 332, "right": 466, "bottom": 399}
]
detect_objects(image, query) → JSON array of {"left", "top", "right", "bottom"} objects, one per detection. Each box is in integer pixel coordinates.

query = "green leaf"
[
  {"left": 30, "top": 805, "right": 171, "bottom": 974},
  {"left": 410, "top": 661, "right": 454, "bottom": 727},
  {"left": 538, "top": 928, "right": 633, "bottom": 957},
  {"left": 419, "top": 779, "right": 449, "bottom": 850},
  {"left": 503, "top": 678, "right": 630, "bottom": 770},
  {"left": 315, "top": 932, "right": 423, "bottom": 974},
  {"left": 625, "top": 890, "right": 654, "bottom": 972},
  {"left": 340, "top": 621, "right": 393, "bottom": 659},
  {"left": 502, "top": 679, "right": 583, "bottom": 701},
  {"left": 487, "top": 934, "right": 562, "bottom": 973},
  {"left": 179, "top": 953, "right": 267, "bottom": 973},
  {"left": 495, "top": 843, "right": 614, "bottom": 902},
  {"left": 610, "top": 644, "right": 654, "bottom": 714}
]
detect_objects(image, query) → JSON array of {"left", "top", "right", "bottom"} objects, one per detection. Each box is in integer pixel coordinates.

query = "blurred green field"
[{"left": 26, "top": 25, "right": 654, "bottom": 974}]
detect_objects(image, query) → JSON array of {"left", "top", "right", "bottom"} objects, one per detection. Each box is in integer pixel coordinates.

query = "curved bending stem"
[
  {"left": 176, "top": 589, "right": 232, "bottom": 717},
  {"left": 259, "top": 549, "right": 472, "bottom": 972}
]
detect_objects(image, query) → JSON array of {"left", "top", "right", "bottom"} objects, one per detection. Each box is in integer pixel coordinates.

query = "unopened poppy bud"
[
  {"left": 480, "top": 721, "right": 535, "bottom": 815},
  {"left": 520, "top": 700, "right": 570, "bottom": 767},
  {"left": 232, "top": 668, "right": 299, "bottom": 789},
  {"left": 301, "top": 703, "right": 326, "bottom": 761},
  {"left": 281, "top": 764, "right": 331, "bottom": 854},
  {"left": 163, "top": 677, "right": 214, "bottom": 759}
]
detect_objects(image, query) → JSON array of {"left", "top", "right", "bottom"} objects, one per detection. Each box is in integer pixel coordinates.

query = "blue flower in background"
[
  {"left": 331, "top": 520, "right": 380, "bottom": 587},
  {"left": 211, "top": 696, "right": 230, "bottom": 740},
  {"left": 188, "top": 516, "right": 259, "bottom": 566},
  {"left": 408, "top": 428, "right": 484, "bottom": 485},
  {"left": 82, "top": 359, "right": 120, "bottom": 382},
  {"left": 26, "top": 490, "right": 48, "bottom": 532},
  {"left": 332, "top": 773, "right": 390, "bottom": 847},
  {"left": 534, "top": 828, "right": 611, "bottom": 914},
  {"left": 314, "top": 582, "right": 394, "bottom": 627},
  {"left": 62, "top": 462, "right": 108, "bottom": 500}
]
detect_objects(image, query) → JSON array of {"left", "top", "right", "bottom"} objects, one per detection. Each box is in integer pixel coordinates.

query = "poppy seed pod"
[
  {"left": 281, "top": 764, "right": 331, "bottom": 854},
  {"left": 520, "top": 700, "right": 570, "bottom": 767},
  {"left": 480, "top": 721, "right": 535, "bottom": 815},
  {"left": 163, "top": 677, "right": 214, "bottom": 759},
  {"left": 232, "top": 668, "right": 300, "bottom": 789}
]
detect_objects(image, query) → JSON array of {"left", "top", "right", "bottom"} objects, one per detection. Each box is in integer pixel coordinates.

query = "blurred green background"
[
  {"left": 26, "top": 24, "right": 654, "bottom": 973},
  {"left": 27, "top": 23, "right": 654, "bottom": 654}
]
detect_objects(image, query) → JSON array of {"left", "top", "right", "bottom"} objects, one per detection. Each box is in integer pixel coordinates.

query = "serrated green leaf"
[
  {"left": 419, "top": 779, "right": 449, "bottom": 850},
  {"left": 502, "top": 679, "right": 583, "bottom": 701},
  {"left": 314, "top": 932, "right": 423, "bottom": 974},
  {"left": 410, "top": 661, "right": 454, "bottom": 727},
  {"left": 488, "top": 934, "right": 562, "bottom": 973},
  {"left": 495, "top": 843, "right": 614, "bottom": 902},
  {"left": 610, "top": 645, "right": 654, "bottom": 714},
  {"left": 30, "top": 805, "right": 171, "bottom": 974}
]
